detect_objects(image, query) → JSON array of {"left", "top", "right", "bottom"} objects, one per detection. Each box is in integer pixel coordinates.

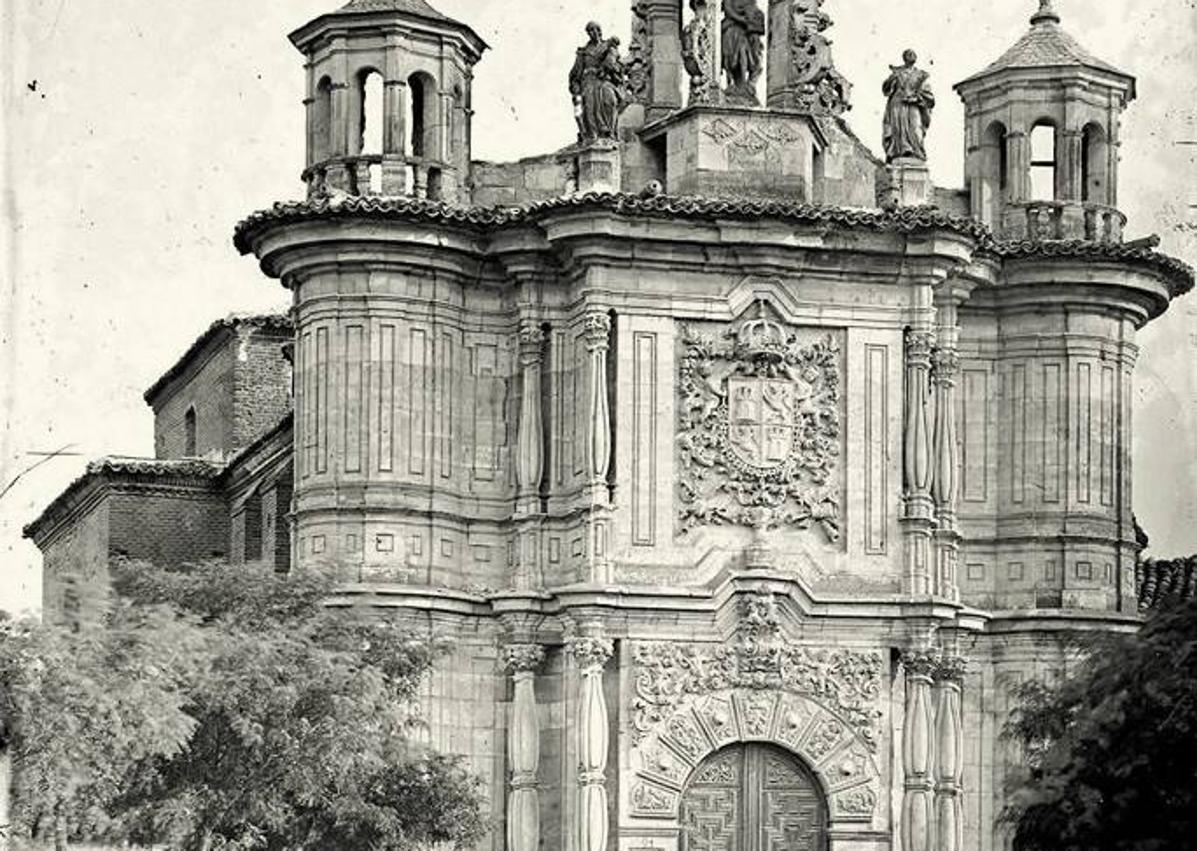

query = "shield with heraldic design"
[{"left": 727, "top": 376, "right": 797, "bottom": 469}]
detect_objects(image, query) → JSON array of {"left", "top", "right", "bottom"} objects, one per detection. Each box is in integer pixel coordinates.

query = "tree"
[
  {"left": 1003, "top": 598, "right": 1197, "bottom": 851},
  {"left": 0, "top": 561, "right": 489, "bottom": 850},
  {"left": 0, "top": 598, "right": 206, "bottom": 850}
]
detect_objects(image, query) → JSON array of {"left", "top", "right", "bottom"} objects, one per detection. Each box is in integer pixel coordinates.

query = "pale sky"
[{"left": 2, "top": 0, "right": 1195, "bottom": 615}]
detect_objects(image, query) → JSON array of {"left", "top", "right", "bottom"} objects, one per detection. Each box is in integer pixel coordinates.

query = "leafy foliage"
[
  {"left": 1003, "top": 598, "right": 1197, "bottom": 851},
  {"left": 0, "top": 561, "right": 489, "bottom": 851}
]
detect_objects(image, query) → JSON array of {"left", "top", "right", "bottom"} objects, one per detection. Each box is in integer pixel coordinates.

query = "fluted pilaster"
[
  {"left": 504, "top": 644, "right": 545, "bottom": 851},
  {"left": 902, "top": 650, "right": 937, "bottom": 851},
  {"left": 933, "top": 656, "right": 967, "bottom": 851},
  {"left": 567, "top": 634, "right": 614, "bottom": 851}
]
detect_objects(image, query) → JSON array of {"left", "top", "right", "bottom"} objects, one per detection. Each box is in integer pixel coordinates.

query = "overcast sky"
[{"left": 2, "top": 0, "right": 1195, "bottom": 614}]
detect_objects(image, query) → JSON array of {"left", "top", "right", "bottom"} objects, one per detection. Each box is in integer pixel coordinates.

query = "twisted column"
[
  {"left": 901, "top": 650, "right": 937, "bottom": 851},
  {"left": 933, "top": 656, "right": 967, "bottom": 851},
  {"left": 903, "top": 330, "right": 936, "bottom": 595},
  {"left": 504, "top": 644, "right": 546, "bottom": 851},
  {"left": 568, "top": 635, "right": 614, "bottom": 851}
]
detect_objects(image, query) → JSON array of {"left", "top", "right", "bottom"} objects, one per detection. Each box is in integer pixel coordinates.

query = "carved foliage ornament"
[
  {"left": 630, "top": 637, "right": 884, "bottom": 750},
  {"left": 788, "top": 0, "right": 851, "bottom": 115},
  {"left": 677, "top": 305, "right": 842, "bottom": 540}
]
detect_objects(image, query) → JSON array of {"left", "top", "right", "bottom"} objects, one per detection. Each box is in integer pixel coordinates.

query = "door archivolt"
[
  {"left": 680, "top": 743, "right": 826, "bottom": 851},
  {"left": 627, "top": 688, "right": 881, "bottom": 827}
]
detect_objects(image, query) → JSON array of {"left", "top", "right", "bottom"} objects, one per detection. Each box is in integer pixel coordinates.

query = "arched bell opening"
[
  {"left": 979, "top": 120, "right": 1008, "bottom": 227},
  {"left": 679, "top": 742, "right": 828, "bottom": 851}
]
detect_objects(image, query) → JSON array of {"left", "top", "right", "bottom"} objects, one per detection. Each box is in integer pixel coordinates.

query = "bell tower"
[
  {"left": 954, "top": 0, "right": 1134, "bottom": 241},
  {"left": 289, "top": 0, "right": 487, "bottom": 203}
]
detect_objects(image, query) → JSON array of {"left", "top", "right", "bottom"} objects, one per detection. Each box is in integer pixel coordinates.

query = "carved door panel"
[{"left": 681, "top": 744, "right": 826, "bottom": 851}]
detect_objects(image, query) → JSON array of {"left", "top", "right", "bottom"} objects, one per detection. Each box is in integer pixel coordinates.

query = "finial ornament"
[{"left": 1030, "top": 0, "right": 1061, "bottom": 25}]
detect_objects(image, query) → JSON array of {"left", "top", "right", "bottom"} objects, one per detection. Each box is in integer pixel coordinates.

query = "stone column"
[
  {"left": 504, "top": 644, "right": 546, "bottom": 851},
  {"left": 514, "top": 320, "right": 546, "bottom": 589},
  {"left": 1006, "top": 130, "right": 1029, "bottom": 204},
  {"left": 901, "top": 650, "right": 938, "bottom": 851},
  {"left": 516, "top": 321, "right": 547, "bottom": 503},
  {"left": 584, "top": 312, "right": 613, "bottom": 581},
  {"left": 903, "top": 330, "right": 936, "bottom": 595},
  {"left": 1060, "top": 127, "right": 1083, "bottom": 202},
  {"left": 642, "top": 0, "right": 684, "bottom": 120},
  {"left": 933, "top": 656, "right": 966, "bottom": 851},
  {"left": 931, "top": 291, "right": 961, "bottom": 601},
  {"left": 568, "top": 635, "right": 615, "bottom": 851}
]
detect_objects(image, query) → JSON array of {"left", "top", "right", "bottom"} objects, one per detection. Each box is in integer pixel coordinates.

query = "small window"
[
  {"left": 1029, "top": 123, "right": 1057, "bottom": 201},
  {"left": 184, "top": 406, "right": 197, "bottom": 456}
]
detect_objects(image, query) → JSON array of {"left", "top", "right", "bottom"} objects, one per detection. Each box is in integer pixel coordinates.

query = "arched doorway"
[{"left": 680, "top": 743, "right": 827, "bottom": 851}]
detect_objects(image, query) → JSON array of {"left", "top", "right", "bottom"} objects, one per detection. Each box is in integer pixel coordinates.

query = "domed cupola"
[
  {"left": 954, "top": 0, "right": 1135, "bottom": 241},
  {"left": 289, "top": 0, "right": 487, "bottom": 203}
]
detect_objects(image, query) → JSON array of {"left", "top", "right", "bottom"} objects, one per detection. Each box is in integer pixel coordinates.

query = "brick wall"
[
  {"left": 108, "top": 489, "right": 230, "bottom": 567},
  {"left": 152, "top": 323, "right": 292, "bottom": 461},
  {"left": 40, "top": 498, "right": 111, "bottom": 625},
  {"left": 232, "top": 327, "right": 294, "bottom": 450},
  {"left": 154, "top": 341, "right": 236, "bottom": 459}
]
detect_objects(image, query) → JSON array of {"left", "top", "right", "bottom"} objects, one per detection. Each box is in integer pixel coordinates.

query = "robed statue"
[
  {"left": 569, "top": 22, "right": 627, "bottom": 145},
  {"left": 721, "top": 0, "right": 765, "bottom": 103},
  {"left": 882, "top": 50, "right": 935, "bottom": 162}
]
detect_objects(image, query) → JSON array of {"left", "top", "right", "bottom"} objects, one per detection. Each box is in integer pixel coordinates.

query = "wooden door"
[{"left": 680, "top": 743, "right": 826, "bottom": 851}]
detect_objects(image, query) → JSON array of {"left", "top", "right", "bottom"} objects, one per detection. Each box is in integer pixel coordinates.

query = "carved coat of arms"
[{"left": 677, "top": 304, "right": 841, "bottom": 540}]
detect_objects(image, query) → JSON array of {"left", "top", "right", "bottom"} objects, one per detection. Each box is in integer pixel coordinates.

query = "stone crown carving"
[{"left": 677, "top": 305, "right": 842, "bottom": 540}]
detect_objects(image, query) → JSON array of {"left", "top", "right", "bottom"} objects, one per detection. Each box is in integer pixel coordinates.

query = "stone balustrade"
[
  {"left": 302, "top": 154, "right": 448, "bottom": 201},
  {"left": 1002, "top": 200, "right": 1126, "bottom": 243}
]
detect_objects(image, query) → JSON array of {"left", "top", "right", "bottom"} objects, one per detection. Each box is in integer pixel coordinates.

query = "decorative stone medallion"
[{"left": 677, "top": 303, "right": 842, "bottom": 540}]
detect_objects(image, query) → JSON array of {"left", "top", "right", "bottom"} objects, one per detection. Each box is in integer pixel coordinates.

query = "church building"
[{"left": 26, "top": 1, "right": 1194, "bottom": 849}]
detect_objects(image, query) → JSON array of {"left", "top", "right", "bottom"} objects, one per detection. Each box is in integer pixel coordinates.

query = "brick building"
[{"left": 26, "top": 1, "right": 1195, "bottom": 850}]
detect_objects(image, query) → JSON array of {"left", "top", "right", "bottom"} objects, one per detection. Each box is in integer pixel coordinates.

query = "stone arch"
[
  {"left": 979, "top": 120, "right": 1008, "bottom": 227},
  {"left": 628, "top": 687, "right": 882, "bottom": 828},
  {"left": 354, "top": 66, "right": 384, "bottom": 157},
  {"left": 406, "top": 71, "right": 438, "bottom": 160},
  {"left": 1028, "top": 120, "right": 1058, "bottom": 200}
]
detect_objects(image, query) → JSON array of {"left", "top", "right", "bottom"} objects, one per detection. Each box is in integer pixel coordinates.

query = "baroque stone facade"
[{"left": 27, "top": 2, "right": 1195, "bottom": 851}]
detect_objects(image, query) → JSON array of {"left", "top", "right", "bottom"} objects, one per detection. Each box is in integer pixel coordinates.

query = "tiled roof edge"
[
  {"left": 1136, "top": 557, "right": 1197, "bottom": 612},
  {"left": 23, "top": 457, "right": 225, "bottom": 542},
  {"left": 233, "top": 193, "right": 995, "bottom": 254}
]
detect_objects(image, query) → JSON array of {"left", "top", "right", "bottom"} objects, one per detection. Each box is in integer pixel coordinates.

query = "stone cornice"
[
  {"left": 234, "top": 195, "right": 1192, "bottom": 304},
  {"left": 234, "top": 193, "right": 995, "bottom": 256}
]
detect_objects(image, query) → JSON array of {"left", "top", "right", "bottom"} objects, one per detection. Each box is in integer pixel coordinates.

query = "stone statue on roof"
[
  {"left": 721, "top": 0, "right": 765, "bottom": 104},
  {"left": 569, "top": 21, "right": 627, "bottom": 145},
  {"left": 882, "top": 49, "right": 935, "bottom": 162}
]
